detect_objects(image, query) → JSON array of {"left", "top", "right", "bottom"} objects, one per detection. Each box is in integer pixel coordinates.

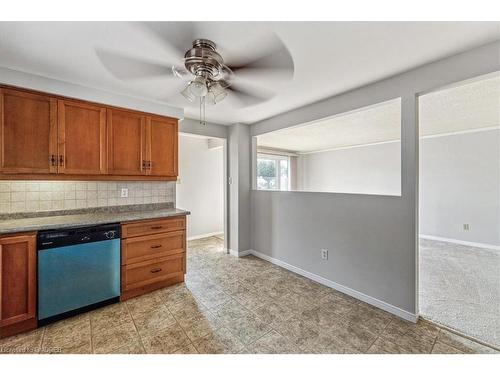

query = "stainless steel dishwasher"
[{"left": 37, "top": 223, "right": 121, "bottom": 325}]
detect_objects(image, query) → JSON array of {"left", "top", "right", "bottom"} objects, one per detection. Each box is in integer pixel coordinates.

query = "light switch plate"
[{"left": 120, "top": 188, "right": 128, "bottom": 198}]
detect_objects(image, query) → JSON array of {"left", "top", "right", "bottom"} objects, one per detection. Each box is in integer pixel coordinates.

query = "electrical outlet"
[
  {"left": 120, "top": 188, "right": 128, "bottom": 198},
  {"left": 321, "top": 249, "right": 328, "bottom": 260},
  {"left": 463, "top": 224, "right": 470, "bottom": 231}
]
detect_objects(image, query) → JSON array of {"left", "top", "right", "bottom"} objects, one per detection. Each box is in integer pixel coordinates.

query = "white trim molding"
[
  {"left": 245, "top": 249, "right": 418, "bottom": 322},
  {"left": 419, "top": 235, "right": 500, "bottom": 252},
  {"left": 419, "top": 126, "right": 500, "bottom": 140},
  {"left": 229, "top": 249, "right": 252, "bottom": 257},
  {"left": 187, "top": 231, "right": 224, "bottom": 241}
]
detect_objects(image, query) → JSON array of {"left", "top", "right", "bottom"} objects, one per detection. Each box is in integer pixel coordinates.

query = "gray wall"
[
  {"left": 228, "top": 124, "right": 251, "bottom": 253},
  {"left": 0, "top": 67, "right": 183, "bottom": 119},
  {"left": 249, "top": 41, "right": 500, "bottom": 316},
  {"left": 420, "top": 129, "right": 500, "bottom": 246}
]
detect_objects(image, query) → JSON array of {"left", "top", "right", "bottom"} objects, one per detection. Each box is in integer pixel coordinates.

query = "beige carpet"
[{"left": 419, "top": 238, "right": 500, "bottom": 348}]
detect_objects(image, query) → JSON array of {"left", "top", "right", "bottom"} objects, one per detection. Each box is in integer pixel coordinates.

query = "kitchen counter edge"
[{"left": 0, "top": 208, "right": 191, "bottom": 235}]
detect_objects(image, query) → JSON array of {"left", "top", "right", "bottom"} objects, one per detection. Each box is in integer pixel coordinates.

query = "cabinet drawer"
[
  {"left": 121, "top": 217, "right": 185, "bottom": 238},
  {"left": 121, "top": 253, "right": 184, "bottom": 291},
  {"left": 121, "top": 231, "right": 185, "bottom": 265}
]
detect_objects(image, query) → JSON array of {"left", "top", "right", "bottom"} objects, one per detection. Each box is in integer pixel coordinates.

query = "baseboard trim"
[
  {"left": 229, "top": 249, "right": 252, "bottom": 257},
  {"left": 419, "top": 235, "right": 500, "bottom": 251},
  {"left": 187, "top": 231, "right": 224, "bottom": 241},
  {"left": 246, "top": 249, "right": 418, "bottom": 323}
]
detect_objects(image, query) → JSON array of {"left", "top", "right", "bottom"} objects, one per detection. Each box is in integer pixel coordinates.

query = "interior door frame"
[
  {"left": 415, "top": 70, "right": 500, "bottom": 319},
  {"left": 175, "top": 132, "right": 229, "bottom": 253}
]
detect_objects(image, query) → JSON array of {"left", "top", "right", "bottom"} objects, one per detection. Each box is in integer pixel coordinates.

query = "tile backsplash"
[{"left": 0, "top": 181, "right": 175, "bottom": 214}]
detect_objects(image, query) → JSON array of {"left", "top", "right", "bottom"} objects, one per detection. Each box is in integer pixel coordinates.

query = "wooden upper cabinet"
[
  {"left": 0, "top": 86, "right": 179, "bottom": 180},
  {"left": 57, "top": 100, "right": 107, "bottom": 175},
  {"left": 0, "top": 88, "right": 57, "bottom": 174},
  {"left": 147, "top": 116, "right": 178, "bottom": 177},
  {"left": 107, "top": 108, "right": 147, "bottom": 175},
  {"left": 0, "top": 233, "right": 36, "bottom": 329}
]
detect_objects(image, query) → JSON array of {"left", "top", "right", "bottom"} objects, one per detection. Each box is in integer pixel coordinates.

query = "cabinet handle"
[
  {"left": 147, "top": 161, "right": 152, "bottom": 169},
  {"left": 151, "top": 244, "right": 162, "bottom": 249},
  {"left": 151, "top": 226, "right": 163, "bottom": 230},
  {"left": 142, "top": 160, "right": 147, "bottom": 170},
  {"left": 59, "top": 155, "right": 64, "bottom": 166},
  {"left": 150, "top": 267, "right": 162, "bottom": 273},
  {"left": 50, "top": 155, "right": 56, "bottom": 166}
]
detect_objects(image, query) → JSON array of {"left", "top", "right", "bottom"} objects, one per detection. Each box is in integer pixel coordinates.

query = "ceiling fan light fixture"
[
  {"left": 208, "top": 82, "right": 227, "bottom": 104},
  {"left": 180, "top": 86, "right": 195, "bottom": 102},
  {"left": 188, "top": 76, "right": 209, "bottom": 97}
]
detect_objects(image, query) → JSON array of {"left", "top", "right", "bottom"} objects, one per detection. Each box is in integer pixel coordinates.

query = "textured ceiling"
[
  {"left": 257, "top": 74, "right": 500, "bottom": 153},
  {"left": 419, "top": 73, "right": 500, "bottom": 135},
  {"left": 257, "top": 99, "right": 401, "bottom": 153},
  {"left": 0, "top": 22, "right": 498, "bottom": 125}
]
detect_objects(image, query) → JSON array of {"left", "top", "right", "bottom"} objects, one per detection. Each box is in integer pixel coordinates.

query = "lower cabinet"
[
  {"left": 120, "top": 216, "right": 186, "bottom": 301},
  {"left": 0, "top": 232, "right": 37, "bottom": 338},
  {"left": 0, "top": 216, "right": 187, "bottom": 338}
]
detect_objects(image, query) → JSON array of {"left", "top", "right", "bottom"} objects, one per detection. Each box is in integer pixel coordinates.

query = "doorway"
[
  {"left": 418, "top": 72, "right": 500, "bottom": 348},
  {"left": 176, "top": 133, "right": 227, "bottom": 253}
]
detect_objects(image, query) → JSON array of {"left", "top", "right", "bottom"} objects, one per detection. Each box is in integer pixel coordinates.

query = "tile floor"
[{"left": 0, "top": 236, "right": 498, "bottom": 354}]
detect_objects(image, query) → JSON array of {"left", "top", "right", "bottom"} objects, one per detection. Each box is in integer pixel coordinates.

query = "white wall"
[
  {"left": 176, "top": 135, "right": 224, "bottom": 239},
  {"left": 297, "top": 142, "right": 401, "bottom": 196},
  {"left": 419, "top": 129, "right": 500, "bottom": 246}
]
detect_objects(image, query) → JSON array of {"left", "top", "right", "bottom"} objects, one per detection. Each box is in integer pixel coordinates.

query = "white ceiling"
[
  {"left": 419, "top": 73, "right": 500, "bottom": 135},
  {"left": 257, "top": 74, "right": 500, "bottom": 153},
  {"left": 0, "top": 22, "right": 498, "bottom": 125},
  {"left": 258, "top": 99, "right": 401, "bottom": 153}
]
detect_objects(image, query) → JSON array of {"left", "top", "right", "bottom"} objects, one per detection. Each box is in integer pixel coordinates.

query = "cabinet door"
[
  {"left": 0, "top": 88, "right": 57, "bottom": 174},
  {"left": 107, "top": 109, "right": 147, "bottom": 175},
  {"left": 58, "top": 100, "right": 107, "bottom": 175},
  {"left": 147, "top": 116, "right": 178, "bottom": 177},
  {"left": 0, "top": 233, "right": 36, "bottom": 328}
]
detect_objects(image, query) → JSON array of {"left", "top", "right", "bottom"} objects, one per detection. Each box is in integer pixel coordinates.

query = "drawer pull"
[
  {"left": 151, "top": 226, "right": 163, "bottom": 230},
  {"left": 150, "top": 267, "right": 162, "bottom": 273},
  {"left": 151, "top": 244, "right": 162, "bottom": 249}
]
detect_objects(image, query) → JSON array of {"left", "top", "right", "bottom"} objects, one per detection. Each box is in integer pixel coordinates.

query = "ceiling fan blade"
[
  {"left": 227, "top": 82, "right": 275, "bottom": 107},
  {"left": 226, "top": 35, "right": 294, "bottom": 80},
  {"left": 95, "top": 48, "right": 179, "bottom": 80},
  {"left": 141, "top": 22, "right": 198, "bottom": 58}
]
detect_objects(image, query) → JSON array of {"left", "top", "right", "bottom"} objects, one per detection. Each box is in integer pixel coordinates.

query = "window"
[{"left": 256, "top": 153, "right": 290, "bottom": 191}]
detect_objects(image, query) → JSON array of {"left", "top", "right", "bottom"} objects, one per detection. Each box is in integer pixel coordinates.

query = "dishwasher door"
[{"left": 38, "top": 239, "right": 120, "bottom": 323}]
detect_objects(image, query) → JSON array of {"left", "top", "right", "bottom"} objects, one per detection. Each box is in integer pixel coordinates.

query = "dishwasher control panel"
[{"left": 37, "top": 223, "right": 121, "bottom": 250}]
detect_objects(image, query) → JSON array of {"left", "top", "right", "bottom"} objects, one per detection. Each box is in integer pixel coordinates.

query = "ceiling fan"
[{"left": 95, "top": 24, "right": 294, "bottom": 125}]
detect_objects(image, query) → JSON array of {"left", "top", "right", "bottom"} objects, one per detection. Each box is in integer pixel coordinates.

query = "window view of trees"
[
  {"left": 256, "top": 154, "right": 290, "bottom": 191},
  {"left": 257, "top": 159, "right": 277, "bottom": 190}
]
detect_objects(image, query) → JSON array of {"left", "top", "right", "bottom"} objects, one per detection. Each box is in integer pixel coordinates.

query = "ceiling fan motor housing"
[{"left": 184, "top": 39, "right": 226, "bottom": 80}]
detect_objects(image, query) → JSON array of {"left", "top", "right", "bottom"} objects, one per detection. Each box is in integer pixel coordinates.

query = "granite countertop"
[{"left": 0, "top": 203, "right": 190, "bottom": 235}]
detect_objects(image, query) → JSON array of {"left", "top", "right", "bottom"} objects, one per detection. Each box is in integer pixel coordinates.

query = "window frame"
[{"left": 256, "top": 152, "right": 290, "bottom": 191}]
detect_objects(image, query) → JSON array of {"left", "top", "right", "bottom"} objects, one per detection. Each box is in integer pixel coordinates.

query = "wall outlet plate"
[
  {"left": 120, "top": 188, "right": 128, "bottom": 198},
  {"left": 463, "top": 223, "right": 470, "bottom": 231},
  {"left": 321, "top": 249, "right": 328, "bottom": 260}
]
